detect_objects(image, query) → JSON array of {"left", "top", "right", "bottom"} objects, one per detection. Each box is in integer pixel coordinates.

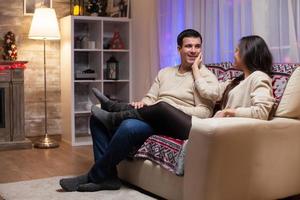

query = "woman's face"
[{"left": 233, "top": 46, "right": 244, "bottom": 69}]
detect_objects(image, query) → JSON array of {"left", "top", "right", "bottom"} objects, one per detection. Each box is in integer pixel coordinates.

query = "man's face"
[{"left": 178, "top": 37, "right": 202, "bottom": 67}]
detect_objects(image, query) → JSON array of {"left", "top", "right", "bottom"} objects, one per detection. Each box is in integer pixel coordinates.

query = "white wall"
[{"left": 131, "top": 0, "right": 159, "bottom": 100}]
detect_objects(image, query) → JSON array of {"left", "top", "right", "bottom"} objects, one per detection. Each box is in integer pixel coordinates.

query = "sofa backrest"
[
  {"left": 206, "top": 62, "right": 242, "bottom": 82},
  {"left": 206, "top": 62, "right": 300, "bottom": 118}
]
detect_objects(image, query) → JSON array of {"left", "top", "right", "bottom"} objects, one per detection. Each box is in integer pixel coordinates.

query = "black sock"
[
  {"left": 77, "top": 178, "right": 122, "bottom": 192},
  {"left": 92, "top": 88, "right": 112, "bottom": 110},
  {"left": 59, "top": 174, "right": 89, "bottom": 192}
]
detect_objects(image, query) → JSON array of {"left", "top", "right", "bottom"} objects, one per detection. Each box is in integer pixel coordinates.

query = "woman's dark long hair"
[{"left": 220, "top": 35, "right": 273, "bottom": 109}]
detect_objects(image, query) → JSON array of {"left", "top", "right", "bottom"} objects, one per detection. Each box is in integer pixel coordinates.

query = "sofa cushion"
[
  {"left": 275, "top": 66, "right": 300, "bottom": 118},
  {"left": 134, "top": 135, "right": 184, "bottom": 174},
  {"left": 271, "top": 64, "right": 299, "bottom": 104}
]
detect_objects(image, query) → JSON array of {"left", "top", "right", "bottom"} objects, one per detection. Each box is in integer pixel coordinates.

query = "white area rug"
[{"left": 0, "top": 176, "right": 156, "bottom": 200}]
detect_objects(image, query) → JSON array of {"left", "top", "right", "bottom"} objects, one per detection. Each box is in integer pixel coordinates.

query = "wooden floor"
[
  {"left": 1, "top": 142, "right": 300, "bottom": 200},
  {"left": 0, "top": 142, "right": 93, "bottom": 183}
]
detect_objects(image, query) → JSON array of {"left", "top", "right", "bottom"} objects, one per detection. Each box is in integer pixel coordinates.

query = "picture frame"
[
  {"left": 107, "top": 0, "right": 129, "bottom": 18},
  {"left": 24, "top": 0, "right": 52, "bottom": 16}
]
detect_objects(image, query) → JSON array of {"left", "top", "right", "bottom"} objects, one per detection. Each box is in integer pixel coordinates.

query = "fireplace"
[
  {"left": 0, "top": 88, "right": 4, "bottom": 128},
  {"left": 0, "top": 61, "right": 32, "bottom": 150}
]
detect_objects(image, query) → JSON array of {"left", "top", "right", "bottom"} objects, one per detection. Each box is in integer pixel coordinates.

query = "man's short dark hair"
[{"left": 177, "top": 29, "right": 202, "bottom": 47}]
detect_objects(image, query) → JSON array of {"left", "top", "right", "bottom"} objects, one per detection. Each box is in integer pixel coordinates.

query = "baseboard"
[
  {"left": 26, "top": 134, "right": 62, "bottom": 143},
  {"left": 0, "top": 138, "right": 32, "bottom": 151}
]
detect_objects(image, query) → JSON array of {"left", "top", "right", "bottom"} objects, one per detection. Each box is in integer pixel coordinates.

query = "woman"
[{"left": 92, "top": 35, "right": 275, "bottom": 140}]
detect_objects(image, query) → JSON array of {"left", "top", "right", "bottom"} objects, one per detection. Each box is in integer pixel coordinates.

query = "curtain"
[
  {"left": 157, "top": 0, "right": 186, "bottom": 67},
  {"left": 131, "top": 0, "right": 160, "bottom": 100},
  {"left": 158, "top": 0, "right": 300, "bottom": 67},
  {"left": 253, "top": 0, "right": 300, "bottom": 63},
  {"left": 158, "top": 0, "right": 253, "bottom": 66}
]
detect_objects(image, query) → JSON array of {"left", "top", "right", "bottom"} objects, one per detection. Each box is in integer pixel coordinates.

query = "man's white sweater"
[{"left": 142, "top": 64, "right": 218, "bottom": 118}]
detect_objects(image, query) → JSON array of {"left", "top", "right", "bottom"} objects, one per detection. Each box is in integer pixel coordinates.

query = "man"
[{"left": 59, "top": 29, "right": 218, "bottom": 192}]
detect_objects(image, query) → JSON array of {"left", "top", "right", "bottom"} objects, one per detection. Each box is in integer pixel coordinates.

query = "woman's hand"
[
  {"left": 213, "top": 108, "right": 236, "bottom": 118},
  {"left": 191, "top": 52, "right": 203, "bottom": 80},
  {"left": 130, "top": 101, "right": 145, "bottom": 109}
]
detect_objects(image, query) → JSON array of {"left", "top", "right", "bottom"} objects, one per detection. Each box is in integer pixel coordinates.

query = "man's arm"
[
  {"left": 140, "top": 73, "right": 160, "bottom": 105},
  {"left": 191, "top": 53, "right": 227, "bottom": 102},
  {"left": 194, "top": 67, "right": 229, "bottom": 102},
  {"left": 130, "top": 77, "right": 160, "bottom": 109},
  {"left": 130, "top": 69, "right": 162, "bottom": 109}
]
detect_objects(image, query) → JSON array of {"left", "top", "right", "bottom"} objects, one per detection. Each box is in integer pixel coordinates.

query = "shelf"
[
  {"left": 74, "top": 80, "right": 102, "bottom": 83},
  {"left": 75, "top": 111, "right": 91, "bottom": 115},
  {"left": 103, "top": 80, "right": 129, "bottom": 82},
  {"left": 103, "top": 49, "right": 129, "bottom": 52},
  {"left": 74, "top": 49, "right": 129, "bottom": 52},
  {"left": 60, "top": 15, "right": 131, "bottom": 146},
  {"left": 72, "top": 15, "right": 131, "bottom": 22},
  {"left": 74, "top": 49, "right": 102, "bottom": 52}
]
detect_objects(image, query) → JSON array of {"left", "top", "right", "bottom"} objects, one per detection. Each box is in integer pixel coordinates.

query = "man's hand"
[
  {"left": 213, "top": 108, "right": 236, "bottom": 118},
  {"left": 130, "top": 101, "right": 145, "bottom": 109},
  {"left": 191, "top": 52, "right": 203, "bottom": 80},
  {"left": 192, "top": 52, "right": 203, "bottom": 70}
]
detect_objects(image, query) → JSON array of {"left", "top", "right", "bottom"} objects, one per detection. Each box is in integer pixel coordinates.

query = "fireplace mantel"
[
  {"left": 0, "top": 61, "right": 32, "bottom": 150},
  {"left": 0, "top": 61, "right": 27, "bottom": 70}
]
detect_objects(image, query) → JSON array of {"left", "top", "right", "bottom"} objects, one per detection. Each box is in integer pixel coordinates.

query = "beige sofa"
[{"left": 118, "top": 66, "right": 300, "bottom": 200}]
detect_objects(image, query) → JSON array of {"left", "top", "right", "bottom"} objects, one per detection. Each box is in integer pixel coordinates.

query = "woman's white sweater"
[{"left": 195, "top": 70, "right": 275, "bottom": 120}]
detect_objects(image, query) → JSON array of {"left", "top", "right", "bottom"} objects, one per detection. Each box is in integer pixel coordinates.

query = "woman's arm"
[
  {"left": 233, "top": 77, "right": 275, "bottom": 120},
  {"left": 214, "top": 74, "right": 275, "bottom": 120}
]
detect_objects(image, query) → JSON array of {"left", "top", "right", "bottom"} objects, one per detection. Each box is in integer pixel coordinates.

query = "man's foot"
[
  {"left": 77, "top": 178, "right": 122, "bottom": 192},
  {"left": 92, "top": 88, "right": 111, "bottom": 111},
  {"left": 59, "top": 174, "right": 89, "bottom": 192},
  {"left": 92, "top": 87, "right": 133, "bottom": 112},
  {"left": 91, "top": 105, "right": 113, "bottom": 133}
]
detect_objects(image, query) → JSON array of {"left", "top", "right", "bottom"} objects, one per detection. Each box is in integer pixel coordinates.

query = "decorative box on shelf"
[{"left": 75, "top": 69, "right": 97, "bottom": 80}]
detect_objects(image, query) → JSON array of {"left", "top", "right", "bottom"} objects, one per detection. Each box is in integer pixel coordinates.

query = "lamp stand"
[{"left": 34, "top": 39, "right": 59, "bottom": 149}]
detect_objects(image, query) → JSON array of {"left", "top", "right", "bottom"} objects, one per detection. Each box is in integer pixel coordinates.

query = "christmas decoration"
[
  {"left": 2, "top": 31, "right": 17, "bottom": 61},
  {"left": 118, "top": 0, "right": 127, "bottom": 17},
  {"left": 87, "top": 0, "right": 99, "bottom": 16},
  {"left": 86, "top": 0, "right": 107, "bottom": 16},
  {"left": 72, "top": 0, "right": 80, "bottom": 16},
  {"left": 0, "top": 37, "right": 3, "bottom": 59},
  {"left": 106, "top": 55, "right": 119, "bottom": 80},
  {"left": 110, "top": 31, "right": 125, "bottom": 49},
  {"left": 99, "top": 0, "right": 108, "bottom": 16}
]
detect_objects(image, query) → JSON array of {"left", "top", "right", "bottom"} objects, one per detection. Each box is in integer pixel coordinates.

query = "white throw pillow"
[{"left": 275, "top": 67, "right": 300, "bottom": 119}]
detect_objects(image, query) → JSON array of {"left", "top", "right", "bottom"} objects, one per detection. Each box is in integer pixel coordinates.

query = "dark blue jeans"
[{"left": 88, "top": 115, "right": 154, "bottom": 183}]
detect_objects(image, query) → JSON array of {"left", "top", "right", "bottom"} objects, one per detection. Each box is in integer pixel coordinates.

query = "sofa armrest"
[{"left": 183, "top": 117, "right": 300, "bottom": 200}]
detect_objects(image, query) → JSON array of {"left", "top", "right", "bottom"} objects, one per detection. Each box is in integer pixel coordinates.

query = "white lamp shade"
[{"left": 28, "top": 8, "right": 60, "bottom": 40}]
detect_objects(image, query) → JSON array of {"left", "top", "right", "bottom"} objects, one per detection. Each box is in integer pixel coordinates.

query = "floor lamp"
[{"left": 28, "top": 7, "right": 60, "bottom": 148}]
